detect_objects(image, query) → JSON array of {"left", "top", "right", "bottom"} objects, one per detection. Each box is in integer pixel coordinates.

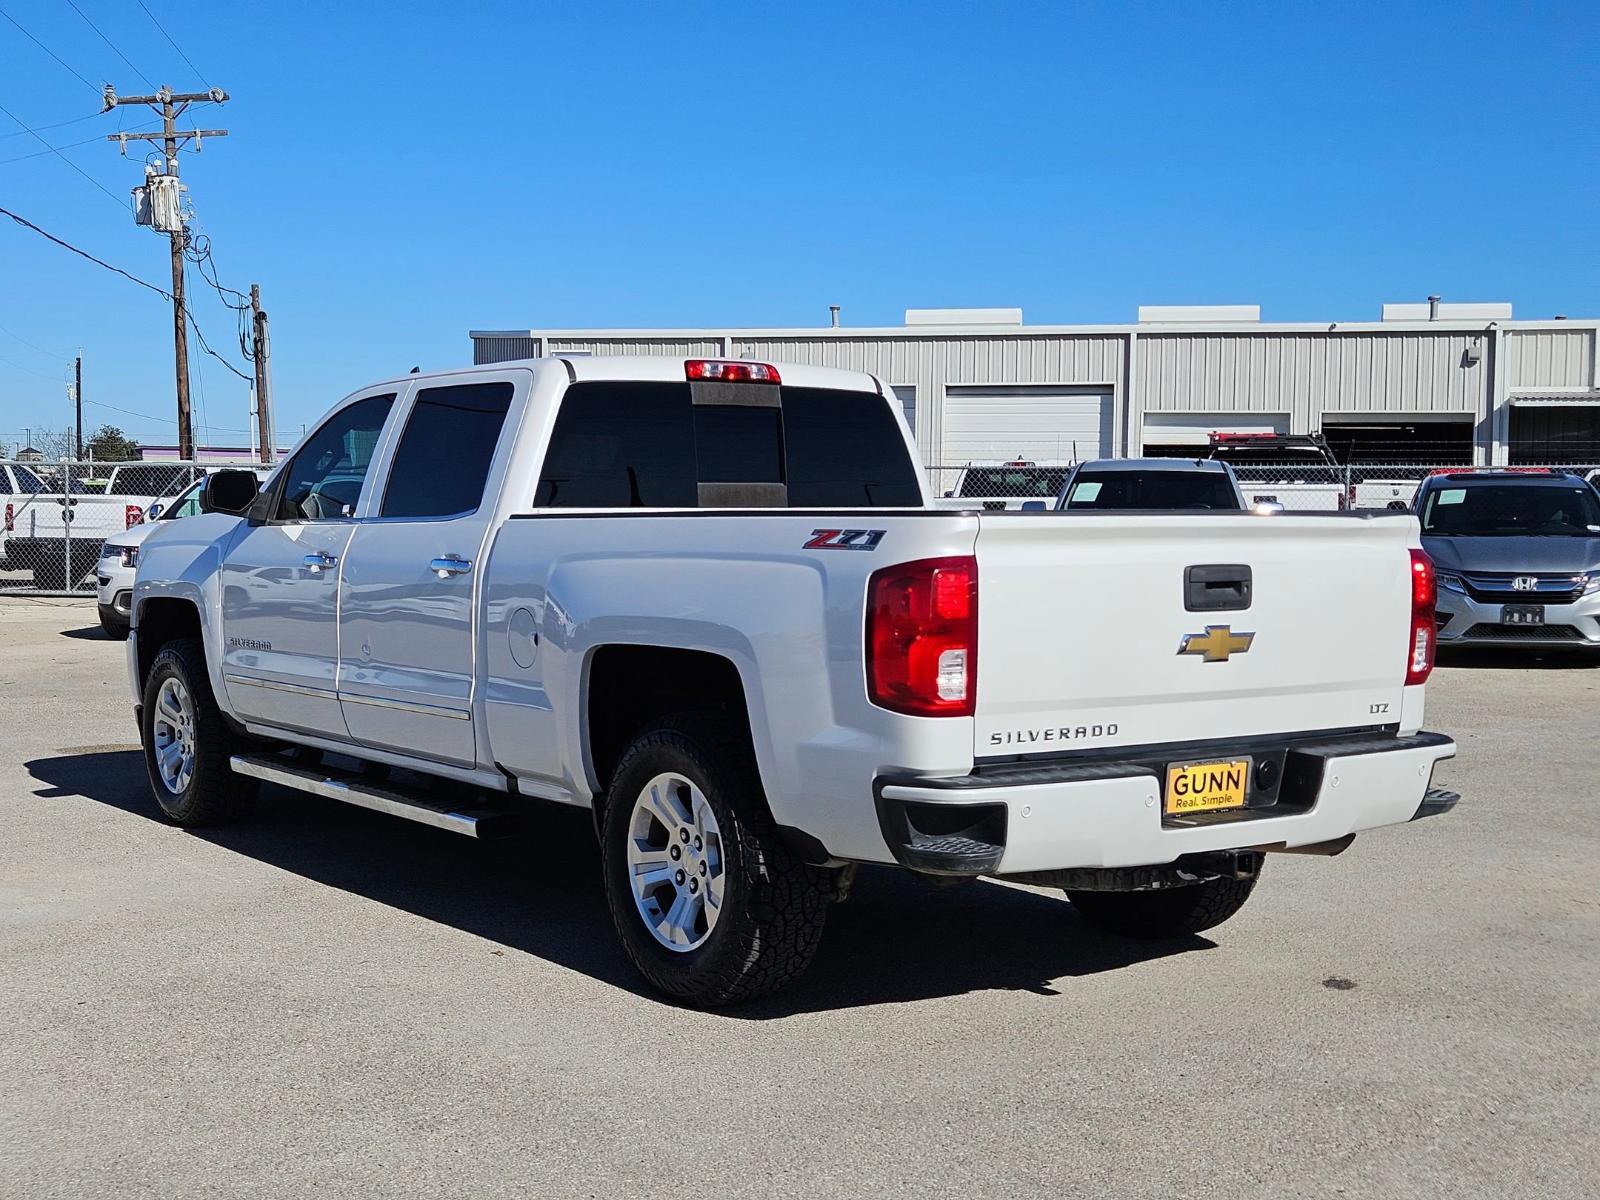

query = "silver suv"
[{"left": 1416, "top": 470, "right": 1600, "bottom": 649}]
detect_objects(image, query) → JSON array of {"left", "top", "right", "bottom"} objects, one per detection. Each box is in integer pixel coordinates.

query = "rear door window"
[{"left": 381, "top": 381, "right": 515, "bottom": 519}]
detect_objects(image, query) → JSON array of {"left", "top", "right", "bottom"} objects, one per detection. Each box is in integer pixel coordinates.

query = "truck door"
[
  {"left": 336, "top": 374, "right": 520, "bottom": 767},
  {"left": 219, "top": 390, "right": 399, "bottom": 736}
]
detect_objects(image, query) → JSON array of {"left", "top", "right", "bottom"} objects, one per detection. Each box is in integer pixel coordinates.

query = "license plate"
[
  {"left": 1164, "top": 758, "right": 1250, "bottom": 815},
  {"left": 1502, "top": 604, "right": 1544, "bottom": 626}
]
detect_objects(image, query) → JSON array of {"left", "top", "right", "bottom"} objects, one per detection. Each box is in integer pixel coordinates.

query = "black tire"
[
  {"left": 140, "top": 636, "right": 257, "bottom": 827},
  {"left": 98, "top": 611, "right": 130, "bottom": 640},
  {"left": 599, "top": 715, "right": 830, "bottom": 1007},
  {"left": 1066, "top": 872, "right": 1260, "bottom": 939}
]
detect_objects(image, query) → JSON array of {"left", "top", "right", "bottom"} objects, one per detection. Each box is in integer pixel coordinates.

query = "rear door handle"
[
  {"left": 303, "top": 551, "right": 338, "bottom": 573},
  {"left": 430, "top": 555, "right": 473, "bottom": 578}
]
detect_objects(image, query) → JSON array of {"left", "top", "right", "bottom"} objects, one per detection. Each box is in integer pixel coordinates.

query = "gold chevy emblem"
[{"left": 1178, "top": 625, "right": 1255, "bottom": 663}]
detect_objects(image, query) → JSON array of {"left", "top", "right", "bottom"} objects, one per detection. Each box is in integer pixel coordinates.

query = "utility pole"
[
  {"left": 103, "top": 84, "right": 229, "bottom": 460},
  {"left": 251, "top": 284, "right": 275, "bottom": 463},
  {"left": 73, "top": 354, "right": 82, "bottom": 458}
]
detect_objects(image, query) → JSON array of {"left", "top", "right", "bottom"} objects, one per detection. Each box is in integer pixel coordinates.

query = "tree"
[{"left": 85, "top": 425, "right": 140, "bottom": 462}]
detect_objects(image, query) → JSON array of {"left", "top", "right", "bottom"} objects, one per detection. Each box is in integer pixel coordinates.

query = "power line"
[
  {"left": 0, "top": 349, "right": 61, "bottom": 380},
  {"left": 0, "top": 124, "right": 157, "bottom": 165},
  {"left": 0, "top": 204, "right": 168, "bottom": 297},
  {"left": 0, "top": 111, "right": 105, "bottom": 140},
  {"left": 0, "top": 316, "right": 71, "bottom": 359},
  {"left": 0, "top": 5, "right": 101, "bottom": 96},
  {"left": 0, "top": 202, "right": 251, "bottom": 381},
  {"left": 62, "top": 0, "right": 155, "bottom": 90},
  {"left": 133, "top": 0, "right": 210, "bottom": 88},
  {"left": 0, "top": 100, "right": 126, "bottom": 208}
]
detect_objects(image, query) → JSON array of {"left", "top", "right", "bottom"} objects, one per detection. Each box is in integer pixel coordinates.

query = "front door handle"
[
  {"left": 303, "top": 551, "right": 338, "bottom": 574},
  {"left": 430, "top": 555, "right": 473, "bottom": 578}
]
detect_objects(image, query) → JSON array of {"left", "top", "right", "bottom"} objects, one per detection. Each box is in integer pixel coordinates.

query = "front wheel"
[
  {"left": 140, "top": 637, "right": 256, "bottom": 827},
  {"left": 1066, "top": 872, "right": 1260, "bottom": 939},
  {"left": 599, "top": 715, "right": 830, "bottom": 1007}
]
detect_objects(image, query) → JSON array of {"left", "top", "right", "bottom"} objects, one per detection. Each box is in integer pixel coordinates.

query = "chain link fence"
[
  {"left": 1, "top": 459, "right": 262, "bottom": 596},
  {"left": 925, "top": 462, "right": 1600, "bottom": 511}
]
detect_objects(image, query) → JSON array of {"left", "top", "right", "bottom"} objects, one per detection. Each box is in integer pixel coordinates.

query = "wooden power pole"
[
  {"left": 251, "top": 284, "right": 275, "bottom": 463},
  {"left": 103, "top": 85, "right": 229, "bottom": 460}
]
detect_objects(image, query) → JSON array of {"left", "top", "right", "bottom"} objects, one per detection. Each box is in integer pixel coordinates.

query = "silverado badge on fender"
[{"left": 1178, "top": 625, "right": 1255, "bottom": 663}]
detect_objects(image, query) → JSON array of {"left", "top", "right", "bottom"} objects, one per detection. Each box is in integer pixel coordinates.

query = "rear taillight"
[
  {"left": 866, "top": 556, "right": 977, "bottom": 717},
  {"left": 685, "top": 359, "right": 781, "bottom": 384},
  {"left": 3, "top": 503, "right": 11, "bottom": 532},
  {"left": 125, "top": 504, "right": 143, "bottom": 529},
  {"left": 1406, "top": 548, "right": 1436, "bottom": 686}
]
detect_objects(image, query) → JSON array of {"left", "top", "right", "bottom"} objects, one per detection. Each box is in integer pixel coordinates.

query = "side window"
[
  {"left": 381, "top": 381, "right": 514, "bottom": 519},
  {"left": 782, "top": 387, "right": 923, "bottom": 507},
  {"left": 275, "top": 394, "right": 395, "bottom": 520},
  {"left": 12, "top": 467, "right": 46, "bottom": 495},
  {"left": 535, "top": 382, "right": 697, "bottom": 507}
]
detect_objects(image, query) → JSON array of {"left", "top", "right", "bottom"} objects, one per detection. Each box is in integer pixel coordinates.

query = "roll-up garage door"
[{"left": 942, "top": 386, "right": 1111, "bottom": 463}]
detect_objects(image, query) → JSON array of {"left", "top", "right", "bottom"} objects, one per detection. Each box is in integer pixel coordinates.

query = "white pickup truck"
[
  {"left": 8, "top": 462, "right": 199, "bottom": 589},
  {"left": 128, "top": 356, "right": 1459, "bottom": 1006}
]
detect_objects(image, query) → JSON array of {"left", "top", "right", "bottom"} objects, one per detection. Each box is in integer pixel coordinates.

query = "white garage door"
[{"left": 942, "top": 386, "right": 1112, "bottom": 462}]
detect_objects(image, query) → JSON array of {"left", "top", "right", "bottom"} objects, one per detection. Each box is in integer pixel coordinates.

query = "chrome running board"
[{"left": 230, "top": 753, "right": 514, "bottom": 838}]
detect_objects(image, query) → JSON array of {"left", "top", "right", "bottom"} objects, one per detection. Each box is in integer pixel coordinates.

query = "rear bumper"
[{"left": 874, "top": 731, "right": 1457, "bottom": 876}]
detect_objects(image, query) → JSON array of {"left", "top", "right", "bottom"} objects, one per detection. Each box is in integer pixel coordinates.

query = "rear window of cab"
[{"left": 533, "top": 382, "right": 922, "bottom": 508}]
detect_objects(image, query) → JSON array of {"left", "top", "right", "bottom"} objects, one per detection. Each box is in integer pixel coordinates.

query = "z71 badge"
[{"left": 803, "top": 529, "right": 886, "bottom": 551}]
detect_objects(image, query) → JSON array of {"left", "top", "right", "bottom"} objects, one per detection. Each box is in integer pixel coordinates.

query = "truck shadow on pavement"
[
  {"left": 27, "top": 749, "right": 1214, "bottom": 1017},
  {"left": 1437, "top": 646, "right": 1600, "bottom": 670}
]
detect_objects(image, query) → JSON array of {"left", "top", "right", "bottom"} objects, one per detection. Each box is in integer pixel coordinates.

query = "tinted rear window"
[
  {"left": 781, "top": 386, "right": 922, "bottom": 507},
  {"left": 534, "top": 382, "right": 921, "bottom": 508},
  {"left": 1065, "top": 470, "right": 1240, "bottom": 510},
  {"left": 958, "top": 467, "right": 1068, "bottom": 498}
]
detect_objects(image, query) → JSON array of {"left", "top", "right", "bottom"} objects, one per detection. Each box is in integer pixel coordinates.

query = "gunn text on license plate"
[{"left": 1164, "top": 758, "right": 1250, "bottom": 815}]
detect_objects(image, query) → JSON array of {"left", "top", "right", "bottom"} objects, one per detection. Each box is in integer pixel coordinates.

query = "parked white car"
[
  {"left": 0, "top": 461, "right": 51, "bottom": 569},
  {"left": 8, "top": 462, "right": 201, "bottom": 590},
  {"left": 128, "top": 356, "right": 1458, "bottom": 1006},
  {"left": 937, "top": 459, "right": 1074, "bottom": 510}
]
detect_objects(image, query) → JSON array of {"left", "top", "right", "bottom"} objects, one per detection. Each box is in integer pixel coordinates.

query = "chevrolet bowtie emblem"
[{"left": 1178, "top": 625, "right": 1255, "bottom": 663}]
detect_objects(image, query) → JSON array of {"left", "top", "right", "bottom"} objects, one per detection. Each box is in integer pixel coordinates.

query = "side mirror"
[
  {"left": 199, "top": 469, "right": 260, "bottom": 516},
  {"left": 1250, "top": 500, "right": 1286, "bottom": 516},
  {"left": 1020, "top": 500, "right": 1047, "bottom": 512},
  {"left": 146, "top": 502, "right": 165, "bottom": 521}
]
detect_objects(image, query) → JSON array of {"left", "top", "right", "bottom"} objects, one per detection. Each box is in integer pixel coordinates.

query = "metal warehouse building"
[{"left": 471, "top": 303, "right": 1600, "bottom": 468}]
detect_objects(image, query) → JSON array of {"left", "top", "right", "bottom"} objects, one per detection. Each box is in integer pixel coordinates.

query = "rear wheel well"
[
  {"left": 136, "top": 598, "right": 203, "bottom": 685},
  {"left": 586, "top": 645, "right": 752, "bottom": 799}
]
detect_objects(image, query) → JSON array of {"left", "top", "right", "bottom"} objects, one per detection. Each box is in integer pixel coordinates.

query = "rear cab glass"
[
  {"left": 1065, "top": 470, "right": 1241, "bottom": 510},
  {"left": 534, "top": 381, "right": 922, "bottom": 508}
]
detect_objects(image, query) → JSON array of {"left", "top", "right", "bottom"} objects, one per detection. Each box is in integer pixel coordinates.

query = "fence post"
[{"left": 62, "top": 458, "right": 71, "bottom": 595}]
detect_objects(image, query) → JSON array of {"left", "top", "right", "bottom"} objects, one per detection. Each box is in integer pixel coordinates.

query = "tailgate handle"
[{"left": 1185, "top": 564, "right": 1252, "bottom": 612}]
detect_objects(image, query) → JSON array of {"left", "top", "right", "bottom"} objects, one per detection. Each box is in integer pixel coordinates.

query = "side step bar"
[{"left": 230, "top": 754, "right": 515, "bottom": 839}]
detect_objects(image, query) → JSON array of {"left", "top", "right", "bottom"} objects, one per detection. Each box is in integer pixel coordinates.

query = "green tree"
[{"left": 85, "top": 425, "right": 139, "bottom": 462}]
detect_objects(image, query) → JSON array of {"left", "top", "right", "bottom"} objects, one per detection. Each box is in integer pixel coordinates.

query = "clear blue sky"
[{"left": 1, "top": 0, "right": 1596, "bottom": 451}]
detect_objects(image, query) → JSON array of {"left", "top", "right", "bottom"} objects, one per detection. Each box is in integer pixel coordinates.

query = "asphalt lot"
[{"left": 2, "top": 598, "right": 1597, "bottom": 1199}]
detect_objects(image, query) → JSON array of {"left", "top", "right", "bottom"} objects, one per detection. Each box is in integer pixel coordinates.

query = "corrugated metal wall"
[
  {"left": 1136, "top": 332, "right": 1486, "bottom": 427},
  {"left": 729, "top": 335, "right": 1123, "bottom": 458},
  {"left": 472, "top": 321, "right": 1599, "bottom": 462},
  {"left": 1504, "top": 327, "right": 1596, "bottom": 391}
]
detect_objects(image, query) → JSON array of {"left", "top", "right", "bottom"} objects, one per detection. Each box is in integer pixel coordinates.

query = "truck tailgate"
[{"left": 973, "top": 513, "right": 1417, "bottom": 757}]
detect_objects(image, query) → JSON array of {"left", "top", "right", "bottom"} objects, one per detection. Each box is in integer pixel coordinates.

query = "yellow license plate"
[{"left": 1165, "top": 758, "right": 1250, "bottom": 815}]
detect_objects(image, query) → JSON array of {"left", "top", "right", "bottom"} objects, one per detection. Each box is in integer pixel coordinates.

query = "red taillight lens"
[
  {"left": 125, "top": 504, "right": 143, "bottom": 529},
  {"left": 1406, "top": 548, "right": 1436, "bottom": 685},
  {"left": 3, "top": 503, "right": 12, "bottom": 533},
  {"left": 685, "top": 359, "right": 781, "bottom": 384},
  {"left": 866, "top": 556, "right": 977, "bottom": 717}
]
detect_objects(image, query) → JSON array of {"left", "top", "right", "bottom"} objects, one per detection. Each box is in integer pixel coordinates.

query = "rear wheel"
[
  {"left": 599, "top": 715, "right": 830, "bottom": 1007},
  {"left": 1066, "top": 872, "right": 1260, "bottom": 939},
  {"left": 140, "top": 637, "right": 256, "bottom": 827}
]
